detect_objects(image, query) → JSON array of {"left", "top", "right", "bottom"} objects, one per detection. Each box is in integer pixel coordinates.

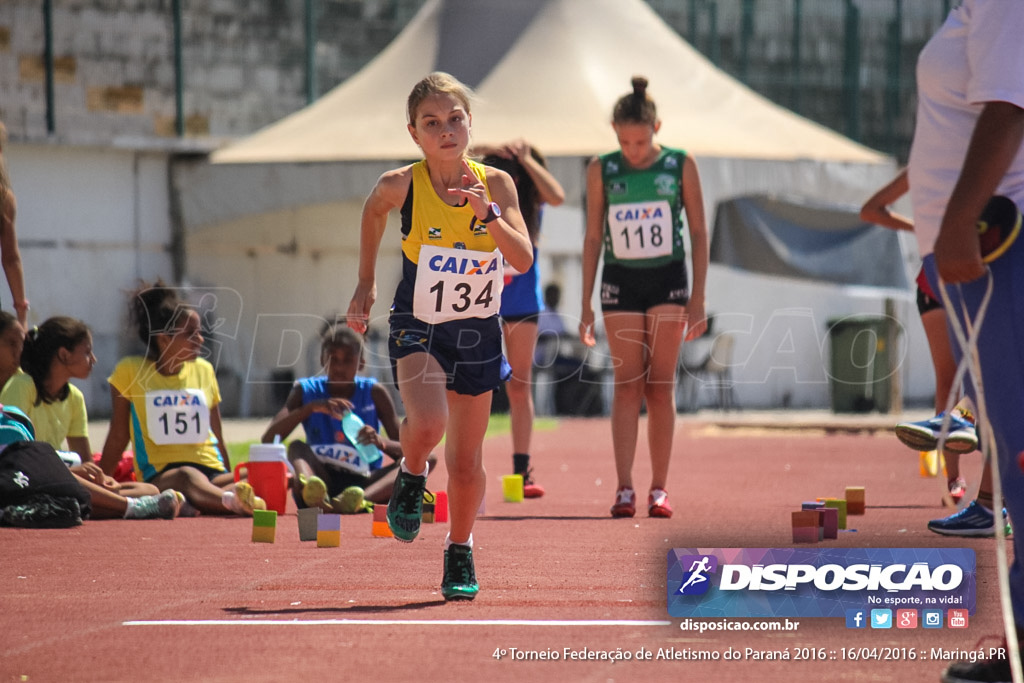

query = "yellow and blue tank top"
[
  {"left": 392, "top": 159, "right": 504, "bottom": 324},
  {"left": 600, "top": 147, "right": 688, "bottom": 268}
]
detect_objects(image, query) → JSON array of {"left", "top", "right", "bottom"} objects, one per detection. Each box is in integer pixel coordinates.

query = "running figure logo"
[{"left": 677, "top": 554, "right": 718, "bottom": 596}]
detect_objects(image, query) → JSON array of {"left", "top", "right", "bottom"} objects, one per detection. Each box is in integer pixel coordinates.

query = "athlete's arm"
[
  {"left": 935, "top": 101, "right": 1024, "bottom": 283},
  {"left": 99, "top": 386, "right": 132, "bottom": 475},
  {"left": 579, "top": 157, "right": 605, "bottom": 347},
  {"left": 860, "top": 169, "right": 912, "bottom": 232},
  {"left": 369, "top": 382, "right": 403, "bottom": 460},
  {"left": 515, "top": 143, "right": 565, "bottom": 207},
  {"left": 210, "top": 405, "right": 231, "bottom": 470},
  {"left": 480, "top": 165, "right": 533, "bottom": 273},
  {"left": 347, "top": 166, "right": 410, "bottom": 333},
  {"left": 261, "top": 383, "right": 307, "bottom": 443},
  {"left": 0, "top": 190, "right": 27, "bottom": 328},
  {"left": 681, "top": 155, "right": 708, "bottom": 341},
  {"left": 66, "top": 436, "right": 93, "bottom": 468}
]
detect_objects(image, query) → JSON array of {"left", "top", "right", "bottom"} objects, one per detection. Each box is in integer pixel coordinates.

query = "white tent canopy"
[
  {"left": 212, "top": 0, "right": 884, "bottom": 164},
  {"left": 182, "top": 0, "right": 929, "bottom": 414}
]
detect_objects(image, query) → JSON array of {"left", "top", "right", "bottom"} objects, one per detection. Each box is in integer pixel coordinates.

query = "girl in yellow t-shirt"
[
  {"left": 99, "top": 281, "right": 262, "bottom": 516},
  {"left": 3, "top": 316, "right": 180, "bottom": 519},
  {"left": 5, "top": 317, "right": 92, "bottom": 458}
]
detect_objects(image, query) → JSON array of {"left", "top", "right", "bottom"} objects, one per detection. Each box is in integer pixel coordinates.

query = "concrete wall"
[
  {"left": 5, "top": 142, "right": 177, "bottom": 416},
  {"left": 0, "top": 0, "right": 425, "bottom": 143}
]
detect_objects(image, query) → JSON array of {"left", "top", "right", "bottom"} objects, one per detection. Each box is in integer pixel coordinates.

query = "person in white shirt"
[{"left": 907, "top": 3, "right": 1024, "bottom": 681}]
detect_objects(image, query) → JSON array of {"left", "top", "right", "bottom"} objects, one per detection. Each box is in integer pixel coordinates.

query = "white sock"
[
  {"left": 221, "top": 490, "right": 240, "bottom": 513},
  {"left": 123, "top": 497, "right": 139, "bottom": 519},
  {"left": 400, "top": 458, "right": 429, "bottom": 478},
  {"left": 445, "top": 533, "right": 473, "bottom": 550}
]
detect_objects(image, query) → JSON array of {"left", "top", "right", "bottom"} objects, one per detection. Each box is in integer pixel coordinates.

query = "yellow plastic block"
[
  {"left": 317, "top": 530, "right": 341, "bottom": 547},
  {"left": 252, "top": 525, "right": 276, "bottom": 543},
  {"left": 502, "top": 474, "right": 524, "bottom": 502}
]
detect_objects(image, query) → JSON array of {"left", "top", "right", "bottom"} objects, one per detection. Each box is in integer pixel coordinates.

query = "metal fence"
[
  {"left": 647, "top": 0, "right": 952, "bottom": 161},
  {"left": 3, "top": 0, "right": 950, "bottom": 161}
]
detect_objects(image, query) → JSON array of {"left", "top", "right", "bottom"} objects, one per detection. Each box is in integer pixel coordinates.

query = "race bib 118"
[{"left": 608, "top": 200, "right": 673, "bottom": 260}]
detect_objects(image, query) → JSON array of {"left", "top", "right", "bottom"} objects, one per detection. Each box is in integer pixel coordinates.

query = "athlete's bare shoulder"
[{"left": 373, "top": 164, "right": 415, "bottom": 209}]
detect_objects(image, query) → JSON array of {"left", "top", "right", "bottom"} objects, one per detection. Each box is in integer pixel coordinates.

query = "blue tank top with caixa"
[{"left": 297, "top": 376, "right": 379, "bottom": 447}]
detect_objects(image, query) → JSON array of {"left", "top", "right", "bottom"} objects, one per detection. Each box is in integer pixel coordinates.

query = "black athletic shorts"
[
  {"left": 388, "top": 312, "right": 511, "bottom": 396},
  {"left": 600, "top": 260, "right": 690, "bottom": 312},
  {"left": 150, "top": 461, "right": 228, "bottom": 483}
]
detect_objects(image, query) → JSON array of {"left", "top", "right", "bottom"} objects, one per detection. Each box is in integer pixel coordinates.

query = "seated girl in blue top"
[{"left": 262, "top": 324, "right": 434, "bottom": 509}]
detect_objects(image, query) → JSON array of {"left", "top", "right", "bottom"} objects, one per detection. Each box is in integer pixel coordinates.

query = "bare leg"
[
  {"left": 113, "top": 482, "right": 161, "bottom": 497},
  {"left": 150, "top": 466, "right": 231, "bottom": 515},
  {"left": 922, "top": 308, "right": 964, "bottom": 481},
  {"left": 285, "top": 441, "right": 335, "bottom": 509},
  {"left": 503, "top": 319, "right": 538, "bottom": 456},
  {"left": 288, "top": 444, "right": 317, "bottom": 495},
  {"left": 643, "top": 305, "right": 687, "bottom": 491},
  {"left": 444, "top": 390, "right": 492, "bottom": 544},
  {"left": 395, "top": 353, "right": 449, "bottom": 476},
  {"left": 75, "top": 475, "right": 129, "bottom": 519},
  {"left": 603, "top": 311, "right": 650, "bottom": 489}
]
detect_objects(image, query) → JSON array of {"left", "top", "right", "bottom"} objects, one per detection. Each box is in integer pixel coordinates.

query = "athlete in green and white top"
[
  {"left": 580, "top": 77, "right": 709, "bottom": 522},
  {"left": 599, "top": 146, "right": 688, "bottom": 269}
]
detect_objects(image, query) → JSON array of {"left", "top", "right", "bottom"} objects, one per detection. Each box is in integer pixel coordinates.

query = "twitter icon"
[{"left": 870, "top": 609, "right": 892, "bottom": 629}]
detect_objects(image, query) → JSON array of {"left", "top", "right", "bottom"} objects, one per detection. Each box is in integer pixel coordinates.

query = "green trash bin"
[{"left": 826, "top": 315, "right": 891, "bottom": 413}]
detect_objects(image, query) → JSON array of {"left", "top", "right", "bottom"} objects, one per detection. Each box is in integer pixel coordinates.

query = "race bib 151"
[{"left": 145, "top": 389, "right": 210, "bottom": 445}]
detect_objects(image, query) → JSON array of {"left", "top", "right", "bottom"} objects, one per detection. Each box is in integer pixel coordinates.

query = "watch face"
[{"left": 490, "top": 202, "right": 501, "bottom": 217}]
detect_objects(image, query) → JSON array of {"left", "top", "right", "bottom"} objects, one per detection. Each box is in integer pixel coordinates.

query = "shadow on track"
[{"left": 222, "top": 600, "right": 445, "bottom": 616}]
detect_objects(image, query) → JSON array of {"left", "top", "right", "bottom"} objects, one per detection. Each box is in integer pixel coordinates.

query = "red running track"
[{"left": 0, "top": 417, "right": 1005, "bottom": 682}]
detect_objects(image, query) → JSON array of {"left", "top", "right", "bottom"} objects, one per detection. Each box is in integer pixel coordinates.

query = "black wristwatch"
[{"left": 480, "top": 202, "right": 501, "bottom": 224}]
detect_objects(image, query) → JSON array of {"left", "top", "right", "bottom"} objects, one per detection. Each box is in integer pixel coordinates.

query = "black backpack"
[{"left": 0, "top": 440, "right": 92, "bottom": 527}]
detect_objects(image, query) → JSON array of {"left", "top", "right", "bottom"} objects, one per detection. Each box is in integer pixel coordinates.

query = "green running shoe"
[
  {"left": 386, "top": 468, "right": 426, "bottom": 542},
  {"left": 300, "top": 475, "right": 330, "bottom": 510},
  {"left": 441, "top": 544, "right": 479, "bottom": 601}
]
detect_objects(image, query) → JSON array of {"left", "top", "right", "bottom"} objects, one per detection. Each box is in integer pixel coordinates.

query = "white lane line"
[{"left": 124, "top": 619, "right": 672, "bottom": 627}]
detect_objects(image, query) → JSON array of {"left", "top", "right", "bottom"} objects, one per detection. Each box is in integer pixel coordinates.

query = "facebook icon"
[{"left": 846, "top": 609, "right": 867, "bottom": 629}]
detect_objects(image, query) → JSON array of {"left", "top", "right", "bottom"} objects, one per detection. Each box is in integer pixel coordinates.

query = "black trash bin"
[{"left": 826, "top": 315, "right": 891, "bottom": 413}]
